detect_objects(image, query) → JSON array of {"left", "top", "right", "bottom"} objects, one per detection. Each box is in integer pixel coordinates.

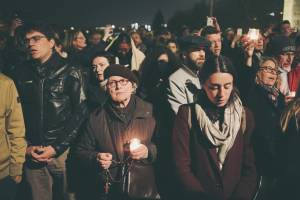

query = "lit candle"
[{"left": 130, "top": 138, "right": 141, "bottom": 151}]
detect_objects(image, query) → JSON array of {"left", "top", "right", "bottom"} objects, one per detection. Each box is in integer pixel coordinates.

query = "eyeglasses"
[
  {"left": 25, "top": 35, "right": 46, "bottom": 45},
  {"left": 260, "top": 66, "right": 281, "bottom": 75},
  {"left": 107, "top": 79, "right": 129, "bottom": 89}
]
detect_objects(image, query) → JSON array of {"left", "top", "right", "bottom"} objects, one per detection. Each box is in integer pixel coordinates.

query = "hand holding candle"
[
  {"left": 129, "top": 138, "right": 148, "bottom": 160},
  {"left": 130, "top": 138, "right": 141, "bottom": 151}
]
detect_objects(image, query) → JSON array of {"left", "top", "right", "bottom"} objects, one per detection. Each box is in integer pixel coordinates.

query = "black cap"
[
  {"left": 104, "top": 64, "right": 138, "bottom": 84},
  {"left": 179, "top": 35, "right": 211, "bottom": 52},
  {"left": 269, "top": 35, "right": 296, "bottom": 56}
]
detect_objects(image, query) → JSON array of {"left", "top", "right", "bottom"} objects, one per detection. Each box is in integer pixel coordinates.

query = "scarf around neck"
[
  {"left": 257, "top": 82, "right": 280, "bottom": 106},
  {"left": 194, "top": 96, "right": 244, "bottom": 169}
]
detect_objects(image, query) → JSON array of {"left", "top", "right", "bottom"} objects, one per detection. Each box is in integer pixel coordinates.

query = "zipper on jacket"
[{"left": 39, "top": 78, "right": 45, "bottom": 146}]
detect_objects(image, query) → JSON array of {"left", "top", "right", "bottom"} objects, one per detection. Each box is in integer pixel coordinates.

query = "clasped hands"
[
  {"left": 26, "top": 146, "right": 56, "bottom": 163},
  {"left": 97, "top": 144, "right": 148, "bottom": 170}
]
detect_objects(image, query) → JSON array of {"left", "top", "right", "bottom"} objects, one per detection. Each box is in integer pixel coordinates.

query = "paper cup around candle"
[
  {"left": 288, "top": 91, "right": 296, "bottom": 98},
  {"left": 130, "top": 138, "right": 141, "bottom": 151},
  {"left": 248, "top": 28, "right": 259, "bottom": 41}
]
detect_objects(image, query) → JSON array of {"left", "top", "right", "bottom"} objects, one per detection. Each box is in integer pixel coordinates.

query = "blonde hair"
[
  {"left": 255, "top": 56, "right": 280, "bottom": 88},
  {"left": 280, "top": 98, "right": 300, "bottom": 132}
]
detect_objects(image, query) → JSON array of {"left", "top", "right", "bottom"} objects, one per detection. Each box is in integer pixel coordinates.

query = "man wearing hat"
[
  {"left": 269, "top": 35, "right": 298, "bottom": 97},
  {"left": 166, "top": 35, "right": 211, "bottom": 114},
  {"left": 74, "top": 64, "right": 158, "bottom": 199}
]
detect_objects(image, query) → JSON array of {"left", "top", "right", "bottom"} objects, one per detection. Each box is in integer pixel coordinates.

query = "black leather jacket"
[{"left": 14, "top": 53, "right": 88, "bottom": 156}]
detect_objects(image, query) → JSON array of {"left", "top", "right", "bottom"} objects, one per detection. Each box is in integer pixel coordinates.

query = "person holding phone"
[{"left": 235, "top": 29, "right": 266, "bottom": 102}]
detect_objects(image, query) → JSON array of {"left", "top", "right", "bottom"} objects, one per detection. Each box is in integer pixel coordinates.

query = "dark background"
[{"left": 1, "top": 0, "right": 284, "bottom": 30}]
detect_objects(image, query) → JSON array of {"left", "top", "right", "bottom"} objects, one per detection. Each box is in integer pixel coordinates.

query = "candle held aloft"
[
  {"left": 247, "top": 28, "right": 259, "bottom": 41},
  {"left": 130, "top": 138, "right": 141, "bottom": 151}
]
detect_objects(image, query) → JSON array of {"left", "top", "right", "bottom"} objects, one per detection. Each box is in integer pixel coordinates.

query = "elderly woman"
[
  {"left": 74, "top": 64, "right": 159, "bottom": 200},
  {"left": 246, "top": 57, "right": 285, "bottom": 200},
  {"left": 172, "top": 56, "right": 257, "bottom": 200}
]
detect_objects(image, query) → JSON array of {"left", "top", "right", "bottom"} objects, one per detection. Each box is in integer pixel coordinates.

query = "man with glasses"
[
  {"left": 74, "top": 64, "right": 158, "bottom": 199},
  {"left": 14, "top": 23, "right": 88, "bottom": 200}
]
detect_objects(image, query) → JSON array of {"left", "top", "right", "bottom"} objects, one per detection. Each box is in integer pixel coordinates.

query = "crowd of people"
[{"left": 0, "top": 14, "right": 300, "bottom": 200}]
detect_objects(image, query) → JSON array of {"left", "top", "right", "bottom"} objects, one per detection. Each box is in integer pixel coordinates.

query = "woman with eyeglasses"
[
  {"left": 246, "top": 57, "right": 285, "bottom": 200},
  {"left": 74, "top": 64, "right": 159, "bottom": 200}
]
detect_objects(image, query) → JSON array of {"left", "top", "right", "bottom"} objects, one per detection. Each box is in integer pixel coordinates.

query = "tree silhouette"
[
  {"left": 168, "top": 1, "right": 209, "bottom": 33},
  {"left": 167, "top": 0, "right": 283, "bottom": 33},
  {"left": 152, "top": 10, "right": 165, "bottom": 34}
]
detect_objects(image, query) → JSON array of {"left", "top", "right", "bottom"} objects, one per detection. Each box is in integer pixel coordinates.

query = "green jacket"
[{"left": 0, "top": 73, "right": 26, "bottom": 180}]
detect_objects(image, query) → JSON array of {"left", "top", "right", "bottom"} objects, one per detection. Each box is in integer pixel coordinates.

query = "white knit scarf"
[{"left": 194, "top": 96, "right": 244, "bottom": 169}]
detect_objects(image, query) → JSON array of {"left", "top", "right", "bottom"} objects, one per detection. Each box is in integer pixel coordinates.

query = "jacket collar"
[
  {"left": 33, "top": 53, "right": 67, "bottom": 79},
  {"left": 132, "top": 95, "right": 152, "bottom": 118},
  {"left": 181, "top": 64, "right": 199, "bottom": 78},
  {"left": 105, "top": 95, "right": 151, "bottom": 120}
]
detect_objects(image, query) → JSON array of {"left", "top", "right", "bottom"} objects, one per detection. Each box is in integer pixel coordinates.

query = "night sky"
[{"left": 2, "top": 0, "right": 206, "bottom": 27}]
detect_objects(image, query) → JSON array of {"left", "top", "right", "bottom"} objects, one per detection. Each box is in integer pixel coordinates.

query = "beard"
[{"left": 186, "top": 58, "right": 204, "bottom": 72}]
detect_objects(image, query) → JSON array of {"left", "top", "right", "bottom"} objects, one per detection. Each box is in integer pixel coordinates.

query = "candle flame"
[{"left": 130, "top": 138, "right": 141, "bottom": 151}]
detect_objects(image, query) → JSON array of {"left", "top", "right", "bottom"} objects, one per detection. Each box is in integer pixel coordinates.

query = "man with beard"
[{"left": 166, "top": 36, "right": 211, "bottom": 114}]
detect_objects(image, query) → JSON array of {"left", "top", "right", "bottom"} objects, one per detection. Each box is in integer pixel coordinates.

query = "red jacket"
[
  {"left": 288, "top": 64, "right": 300, "bottom": 93},
  {"left": 172, "top": 105, "right": 257, "bottom": 200}
]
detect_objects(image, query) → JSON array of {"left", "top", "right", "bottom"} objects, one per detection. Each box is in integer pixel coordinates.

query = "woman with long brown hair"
[
  {"left": 172, "top": 56, "right": 257, "bottom": 200},
  {"left": 275, "top": 92, "right": 300, "bottom": 199}
]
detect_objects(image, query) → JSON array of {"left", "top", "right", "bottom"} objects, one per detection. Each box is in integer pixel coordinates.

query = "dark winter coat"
[
  {"left": 74, "top": 96, "right": 157, "bottom": 199},
  {"left": 172, "top": 104, "right": 257, "bottom": 200}
]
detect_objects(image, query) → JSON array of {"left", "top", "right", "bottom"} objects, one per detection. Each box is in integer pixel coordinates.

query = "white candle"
[
  {"left": 288, "top": 91, "right": 296, "bottom": 97},
  {"left": 130, "top": 138, "right": 141, "bottom": 151}
]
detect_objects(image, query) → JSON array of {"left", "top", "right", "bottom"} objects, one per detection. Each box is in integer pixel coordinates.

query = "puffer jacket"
[{"left": 13, "top": 53, "right": 88, "bottom": 157}]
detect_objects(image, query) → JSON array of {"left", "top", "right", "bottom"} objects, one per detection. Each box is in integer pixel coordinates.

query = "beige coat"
[{"left": 0, "top": 73, "right": 26, "bottom": 180}]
